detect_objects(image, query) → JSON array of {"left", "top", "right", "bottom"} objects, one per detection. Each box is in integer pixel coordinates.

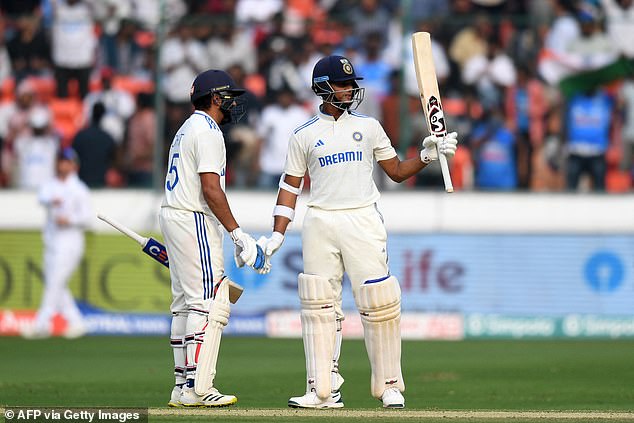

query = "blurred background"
[{"left": 0, "top": 0, "right": 633, "bottom": 340}]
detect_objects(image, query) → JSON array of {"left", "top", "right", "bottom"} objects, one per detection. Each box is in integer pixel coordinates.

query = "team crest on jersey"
[
  {"left": 352, "top": 131, "right": 363, "bottom": 142},
  {"left": 340, "top": 58, "right": 353, "bottom": 75}
]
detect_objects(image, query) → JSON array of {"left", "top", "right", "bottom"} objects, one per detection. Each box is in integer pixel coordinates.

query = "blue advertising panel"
[{"left": 226, "top": 233, "right": 634, "bottom": 317}]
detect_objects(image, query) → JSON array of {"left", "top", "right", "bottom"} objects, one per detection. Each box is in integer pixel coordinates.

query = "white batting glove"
[
  {"left": 255, "top": 236, "right": 272, "bottom": 275},
  {"left": 420, "top": 132, "right": 458, "bottom": 164},
  {"left": 230, "top": 228, "right": 266, "bottom": 271},
  {"left": 263, "top": 231, "right": 284, "bottom": 256}
]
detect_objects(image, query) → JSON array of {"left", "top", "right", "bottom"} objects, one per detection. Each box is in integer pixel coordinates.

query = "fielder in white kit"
[
  {"left": 260, "top": 55, "right": 458, "bottom": 409},
  {"left": 24, "top": 147, "right": 92, "bottom": 339},
  {"left": 159, "top": 69, "right": 266, "bottom": 408}
]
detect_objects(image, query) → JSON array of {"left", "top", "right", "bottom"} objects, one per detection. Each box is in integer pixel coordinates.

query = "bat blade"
[{"left": 412, "top": 31, "right": 454, "bottom": 193}]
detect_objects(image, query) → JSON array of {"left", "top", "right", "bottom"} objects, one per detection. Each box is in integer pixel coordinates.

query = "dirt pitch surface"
[{"left": 151, "top": 408, "right": 634, "bottom": 420}]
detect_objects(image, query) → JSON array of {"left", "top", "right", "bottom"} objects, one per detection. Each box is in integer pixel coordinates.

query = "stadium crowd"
[{"left": 0, "top": 0, "right": 632, "bottom": 192}]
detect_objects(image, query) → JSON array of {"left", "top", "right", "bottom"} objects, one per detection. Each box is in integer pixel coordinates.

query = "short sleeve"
[
  {"left": 196, "top": 130, "right": 224, "bottom": 174},
  {"left": 284, "top": 133, "right": 308, "bottom": 177},
  {"left": 373, "top": 120, "right": 397, "bottom": 162}
]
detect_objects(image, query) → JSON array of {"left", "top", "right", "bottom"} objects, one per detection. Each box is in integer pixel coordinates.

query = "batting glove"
[
  {"left": 230, "top": 228, "right": 266, "bottom": 271},
  {"left": 263, "top": 231, "right": 284, "bottom": 256},
  {"left": 420, "top": 132, "right": 458, "bottom": 164}
]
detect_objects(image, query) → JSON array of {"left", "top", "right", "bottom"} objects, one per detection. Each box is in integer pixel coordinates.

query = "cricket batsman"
[
  {"left": 260, "top": 55, "right": 458, "bottom": 408},
  {"left": 159, "top": 69, "right": 267, "bottom": 408}
]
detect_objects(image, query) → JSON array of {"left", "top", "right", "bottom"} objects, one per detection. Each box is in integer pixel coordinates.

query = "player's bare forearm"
[
  {"left": 200, "top": 172, "right": 239, "bottom": 232},
  {"left": 272, "top": 174, "right": 301, "bottom": 234},
  {"left": 379, "top": 156, "right": 426, "bottom": 183}
]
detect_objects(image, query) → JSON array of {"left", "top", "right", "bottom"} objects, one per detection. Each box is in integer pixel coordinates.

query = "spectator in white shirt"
[{"left": 51, "top": 0, "right": 97, "bottom": 98}]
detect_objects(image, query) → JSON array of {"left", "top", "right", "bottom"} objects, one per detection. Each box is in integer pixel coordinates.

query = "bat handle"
[
  {"left": 97, "top": 213, "right": 148, "bottom": 246},
  {"left": 437, "top": 147, "right": 454, "bottom": 193}
]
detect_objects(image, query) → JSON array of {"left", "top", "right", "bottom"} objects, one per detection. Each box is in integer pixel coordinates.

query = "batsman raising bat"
[
  {"left": 159, "top": 69, "right": 267, "bottom": 408},
  {"left": 259, "top": 55, "right": 458, "bottom": 409}
]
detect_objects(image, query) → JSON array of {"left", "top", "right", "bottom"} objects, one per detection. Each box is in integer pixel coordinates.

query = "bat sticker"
[{"left": 426, "top": 95, "right": 446, "bottom": 135}]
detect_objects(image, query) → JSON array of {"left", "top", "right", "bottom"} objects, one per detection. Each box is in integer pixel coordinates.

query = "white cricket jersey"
[
  {"left": 161, "top": 111, "right": 226, "bottom": 219},
  {"left": 284, "top": 108, "right": 397, "bottom": 210}
]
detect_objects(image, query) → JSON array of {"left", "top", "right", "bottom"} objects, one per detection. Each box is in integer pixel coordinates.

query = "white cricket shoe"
[
  {"left": 167, "top": 385, "right": 182, "bottom": 407},
  {"left": 179, "top": 386, "right": 237, "bottom": 407},
  {"left": 21, "top": 325, "right": 50, "bottom": 340},
  {"left": 381, "top": 387, "right": 405, "bottom": 408},
  {"left": 63, "top": 324, "right": 88, "bottom": 339},
  {"left": 288, "top": 391, "right": 344, "bottom": 409}
]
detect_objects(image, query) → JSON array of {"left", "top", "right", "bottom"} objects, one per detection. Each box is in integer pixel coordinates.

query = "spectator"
[
  {"left": 235, "top": 0, "right": 283, "bottom": 25},
  {"left": 6, "top": 13, "right": 50, "bottom": 82},
  {"left": 124, "top": 92, "right": 155, "bottom": 187},
  {"left": 355, "top": 31, "right": 394, "bottom": 120},
  {"left": 92, "top": 0, "right": 132, "bottom": 70},
  {"left": 618, "top": 76, "right": 634, "bottom": 175},
  {"left": 600, "top": 0, "right": 634, "bottom": 58},
  {"left": 449, "top": 14, "right": 493, "bottom": 71},
  {"left": 564, "top": 87, "right": 614, "bottom": 191},
  {"left": 11, "top": 106, "right": 59, "bottom": 190},
  {"left": 130, "top": 0, "right": 186, "bottom": 32},
  {"left": 160, "top": 20, "right": 209, "bottom": 139},
  {"left": 0, "top": 79, "right": 39, "bottom": 185},
  {"left": 0, "top": 16, "right": 12, "bottom": 87},
  {"left": 505, "top": 63, "right": 548, "bottom": 189},
  {"left": 207, "top": 18, "right": 257, "bottom": 74},
  {"left": 51, "top": 0, "right": 97, "bottom": 98},
  {"left": 537, "top": 0, "right": 581, "bottom": 85},
  {"left": 462, "top": 37, "right": 517, "bottom": 111},
  {"left": 256, "top": 86, "right": 310, "bottom": 188},
  {"left": 565, "top": 7, "right": 619, "bottom": 72},
  {"left": 225, "top": 63, "right": 262, "bottom": 187},
  {"left": 108, "top": 18, "right": 145, "bottom": 75},
  {"left": 469, "top": 102, "right": 518, "bottom": 190},
  {"left": 72, "top": 102, "right": 117, "bottom": 188},
  {"left": 347, "top": 0, "right": 392, "bottom": 48},
  {"left": 83, "top": 67, "right": 136, "bottom": 144}
]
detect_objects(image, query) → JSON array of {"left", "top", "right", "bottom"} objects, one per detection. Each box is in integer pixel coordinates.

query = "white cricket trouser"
[
  {"left": 159, "top": 207, "right": 225, "bottom": 313},
  {"left": 33, "top": 232, "right": 85, "bottom": 331},
  {"left": 302, "top": 204, "right": 389, "bottom": 319}
]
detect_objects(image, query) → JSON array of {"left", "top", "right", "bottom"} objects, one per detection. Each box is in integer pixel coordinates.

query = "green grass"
[{"left": 1, "top": 337, "right": 633, "bottom": 422}]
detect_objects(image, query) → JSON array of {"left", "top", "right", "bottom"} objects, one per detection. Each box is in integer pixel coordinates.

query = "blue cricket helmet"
[
  {"left": 190, "top": 69, "right": 245, "bottom": 102},
  {"left": 311, "top": 55, "right": 365, "bottom": 111}
]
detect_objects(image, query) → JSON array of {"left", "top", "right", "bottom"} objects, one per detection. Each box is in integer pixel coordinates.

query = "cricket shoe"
[
  {"left": 167, "top": 385, "right": 183, "bottom": 407},
  {"left": 21, "top": 326, "right": 50, "bottom": 340},
  {"left": 179, "top": 386, "right": 237, "bottom": 407},
  {"left": 381, "top": 387, "right": 405, "bottom": 409},
  {"left": 288, "top": 390, "right": 344, "bottom": 409},
  {"left": 63, "top": 324, "right": 88, "bottom": 339}
]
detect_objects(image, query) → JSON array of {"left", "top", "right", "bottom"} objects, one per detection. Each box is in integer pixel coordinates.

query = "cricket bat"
[
  {"left": 97, "top": 213, "right": 244, "bottom": 304},
  {"left": 411, "top": 31, "right": 454, "bottom": 193}
]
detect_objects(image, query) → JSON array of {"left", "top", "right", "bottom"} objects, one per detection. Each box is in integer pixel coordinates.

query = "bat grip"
[{"left": 437, "top": 146, "right": 454, "bottom": 193}]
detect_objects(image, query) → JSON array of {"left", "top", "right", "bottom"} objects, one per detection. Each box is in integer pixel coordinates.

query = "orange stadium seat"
[
  {"left": 28, "top": 77, "right": 56, "bottom": 102},
  {"left": 49, "top": 98, "right": 84, "bottom": 145},
  {"left": 112, "top": 76, "right": 154, "bottom": 95},
  {"left": 244, "top": 74, "right": 266, "bottom": 98},
  {"left": 0, "top": 78, "right": 15, "bottom": 103}
]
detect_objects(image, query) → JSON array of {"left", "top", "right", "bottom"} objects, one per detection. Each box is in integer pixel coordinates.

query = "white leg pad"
[
  {"left": 299, "top": 273, "right": 336, "bottom": 400},
  {"left": 195, "top": 280, "right": 230, "bottom": 395},
  {"left": 170, "top": 311, "right": 187, "bottom": 385},
  {"left": 357, "top": 276, "right": 405, "bottom": 399}
]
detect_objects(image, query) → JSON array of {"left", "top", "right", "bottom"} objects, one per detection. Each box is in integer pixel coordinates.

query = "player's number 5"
[{"left": 166, "top": 153, "right": 180, "bottom": 191}]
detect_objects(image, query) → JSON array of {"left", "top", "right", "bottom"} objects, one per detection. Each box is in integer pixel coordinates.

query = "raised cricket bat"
[
  {"left": 411, "top": 31, "right": 454, "bottom": 193},
  {"left": 97, "top": 213, "right": 244, "bottom": 304}
]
